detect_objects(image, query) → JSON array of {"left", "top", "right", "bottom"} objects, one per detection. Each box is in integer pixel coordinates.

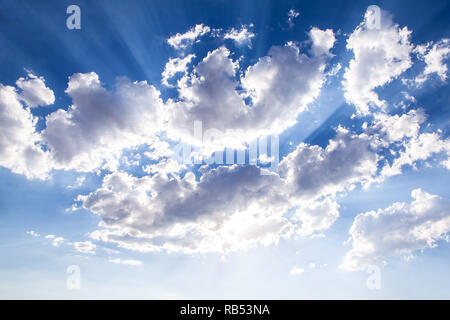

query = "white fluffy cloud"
[
  {"left": 386, "top": 132, "right": 449, "bottom": 177},
  {"left": 42, "top": 72, "right": 165, "bottom": 172},
  {"left": 240, "top": 37, "right": 333, "bottom": 133},
  {"left": 167, "top": 24, "right": 211, "bottom": 50},
  {"left": 81, "top": 165, "right": 294, "bottom": 253},
  {"left": 16, "top": 73, "right": 55, "bottom": 107},
  {"left": 343, "top": 12, "right": 413, "bottom": 114},
  {"left": 341, "top": 189, "right": 450, "bottom": 271},
  {"left": 377, "top": 121, "right": 450, "bottom": 181},
  {"left": 293, "top": 198, "right": 340, "bottom": 236},
  {"left": 168, "top": 31, "right": 334, "bottom": 151},
  {"left": 1, "top": 13, "right": 450, "bottom": 264},
  {"left": 279, "top": 127, "right": 378, "bottom": 201},
  {"left": 442, "top": 158, "right": 450, "bottom": 170},
  {"left": 415, "top": 39, "right": 450, "bottom": 84},
  {"left": 161, "top": 54, "right": 195, "bottom": 87},
  {"left": 224, "top": 25, "right": 255, "bottom": 48},
  {"left": 143, "top": 158, "right": 186, "bottom": 176},
  {"left": 0, "top": 84, "right": 51, "bottom": 179},
  {"left": 77, "top": 101, "right": 450, "bottom": 255},
  {"left": 371, "top": 108, "right": 426, "bottom": 144},
  {"left": 79, "top": 126, "right": 384, "bottom": 254},
  {"left": 0, "top": 26, "right": 336, "bottom": 177},
  {"left": 366, "top": 107, "right": 450, "bottom": 181},
  {"left": 309, "top": 27, "right": 336, "bottom": 56}
]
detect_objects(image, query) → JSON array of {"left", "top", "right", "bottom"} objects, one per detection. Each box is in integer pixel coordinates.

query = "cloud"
[
  {"left": 343, "top": 11, "right": 413, "bottom": 114},
  {"left": 377, "top": 124, "right": 450, "bottom": 181},
  {"left": 356, "top": 107, "right": 450, "bottom": 181},
  {"left": 16, "top": 73, "right": 55, "bottom": 107},
  {"left": 79, "top": 126, "right": 384, "bottom": 254},
  {"left": 44, "top": 234, "right": 64, "bottom": 247},
  {"left": 161, "top": 54, "right": 195, "bottom": 87},
  {"left": 0, "top": 84, "right": 50, "bottom": 179},
  {"left": 309, "top": 27, "right": 336, "bottom": 56},
  {"left": 442, "top": 158, "right": 450, "bottom": 170},
  {"left": 167, "top": 24, "right": 211, "bottom": 50},
  {"left": 224, "top": 25, "right": 255, "bottom": 48},
  {"left": 42, "top": 72, "right": 165, "bottom": 172},
  {"left": 51, "top": 237, "right": 64, "bottom": 247},
  {"left": 73, "top": 241, "right": 96, "bottom": 254},
  {"left": 371, "top": 108, "right": 426, "bottom": 144},
  {"left": 143, "top": 158, "right": 186, "bottom": 176},
  {"left": 74, "top": 103, "right": 449, "bottom": 256},
  {"left": 326, "top": 63, "right": 342, "bottom": 78},
  {"left": 293, "top": 198, "right": 340, "bottom": 236},
  {"left": 168, "top": 33, "right": 334, "bottom": 152},
  {"left": 108, "top": 258, "right": 143, "bottom": 266},
  {"left": 341, "top": 189, "right": 450, "bottom": 271},
  {"left": 81, "top": 165, "right": 294, "bottom": 253},
  {"left": 26, "top": 230, "right": 40, "bottom": 237},
  {"left": 290, "top": 267, "right": 305, "bottom": 275},
  {"left": 287, "top": 9, "right": 300, "bottom": 29},
  {"left": 67, "top": 175, "right": 86, "bottom": 189},
  {"left": 2, "top": 14, "right": 450, "bottom": 264},
  {"left": 389, "top": 132, "right": 449, "bottom": 176},
  {"left": 415, "top": 39, "right": 450, "bottom": 84},
  {"left": 278, "top": 127, "right": 378, "bottom": 201},
  {"left": 0, "top": 27, "right": 336, "bottom": 177}
]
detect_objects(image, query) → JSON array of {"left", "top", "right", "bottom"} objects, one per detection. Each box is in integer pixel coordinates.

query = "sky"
[{"left": 0, "top": 0, "right": 450, "bottom": 299}]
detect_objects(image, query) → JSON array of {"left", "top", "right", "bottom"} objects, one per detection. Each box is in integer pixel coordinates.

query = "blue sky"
[{"left": 0, "top": 0, "right": 450, "bottom": 299}]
